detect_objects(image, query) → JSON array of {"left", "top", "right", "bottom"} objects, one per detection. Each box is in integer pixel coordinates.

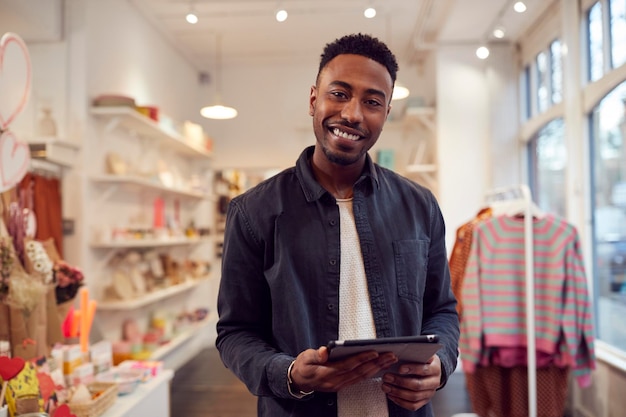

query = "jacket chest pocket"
[{"left": 393, "top": 239, "right": 428, "bottom": 302}]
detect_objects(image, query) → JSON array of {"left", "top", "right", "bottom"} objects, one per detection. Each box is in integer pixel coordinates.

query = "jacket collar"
[{"left": 295, "top": 146, "right": 380, "bottom": 202}]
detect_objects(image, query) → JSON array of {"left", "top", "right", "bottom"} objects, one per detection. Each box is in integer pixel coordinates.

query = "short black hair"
[{"left": 317, "top": 33, "right": 399, "bottom": 84}]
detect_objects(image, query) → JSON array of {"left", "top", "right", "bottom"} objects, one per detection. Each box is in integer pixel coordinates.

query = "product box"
[
  {"left": 62, "top": 344, "right": 83, "bottom": 376},
  {"left": 70, "top": 362, "right": 94, "bottom": 387},
  {"left": 90, "top": 340, "right": 113, "bottom": 376}
]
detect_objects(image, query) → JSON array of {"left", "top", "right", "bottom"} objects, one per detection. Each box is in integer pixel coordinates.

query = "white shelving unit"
[
  {"left": 402, "top": 106, "right": 438, "bottom": 196},
  {"left": 98, "top": 278, "right": 209, "bottom": 310},
  {"left": 150, "top": 317, "right": 211, "bottom": 361},
  {"left": 90, "top": 174, "right": 208, "bottom": 199},
  {"left": 100, "top": 370, "right": 174, "bottom": 417},
  {"left": 89, "top": 237, "right": 210, "bottom": 249},
  {"left": 87, "top": 105, "right": 218, "bottom": 378},
  {"left": 90, "top": 106, "right": 212, "bottom": 158}
]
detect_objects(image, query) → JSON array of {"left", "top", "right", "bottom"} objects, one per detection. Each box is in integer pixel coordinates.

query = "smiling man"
[{"left": 216, "top": 33, "right": 460, "bottom": 417}]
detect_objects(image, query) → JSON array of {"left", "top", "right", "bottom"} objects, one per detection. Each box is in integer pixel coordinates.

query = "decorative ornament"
[
  {"left": 0, "top": 32, "right": 32, "bottom": 192},
  {"left": 0, "top": 32, "right": 31, "bottom": 130},
  {"left": 0, "top": 356, "right": 26, "bottom": 407},
  {"left": 0, "top": 131, "right": 30, "bottom": 192},
  {"left": 52, "top": 404, "right": 77, "bottom": 417}
]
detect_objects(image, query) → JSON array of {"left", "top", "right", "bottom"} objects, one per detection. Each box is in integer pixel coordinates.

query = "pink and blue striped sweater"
[{"left": 459, "top": 214, "right": 596, "bottom": 387}]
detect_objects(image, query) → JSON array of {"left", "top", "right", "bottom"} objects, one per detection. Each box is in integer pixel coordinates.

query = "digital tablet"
[{"left": 327, "top": 335, "right": 442, "bottom": 376}]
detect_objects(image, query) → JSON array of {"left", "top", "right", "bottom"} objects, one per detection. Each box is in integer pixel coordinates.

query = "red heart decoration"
[
  {"left": 53, "top": 404, "right": 77, "bottom": 417},
  {"left": 0, "top": 356, "right": 25, "bottom": 381},
  {"left": 0, "top": 32, "right": 32, "bottom": 130}
]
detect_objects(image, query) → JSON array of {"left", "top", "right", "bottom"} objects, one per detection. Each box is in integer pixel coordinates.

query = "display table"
[{"left": 100, "top": 369, "right": 174, "bottom": 417}]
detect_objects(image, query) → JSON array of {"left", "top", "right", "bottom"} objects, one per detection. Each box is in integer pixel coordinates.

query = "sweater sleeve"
[
  {"left": 561, "top": 226, "right": 596, "bottom": 387},
  {"left": 458, "top": 223, "right": 484, "bottom": 373}
]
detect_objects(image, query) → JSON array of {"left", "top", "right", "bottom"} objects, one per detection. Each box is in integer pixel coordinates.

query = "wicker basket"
[{"left": 68, "top": 382, "right": 118, "bottom": 417}]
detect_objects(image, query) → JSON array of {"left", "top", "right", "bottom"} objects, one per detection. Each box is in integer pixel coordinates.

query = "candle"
[
  {"left": 71, "top": 310, "right": 80, "bottom": 338},
  {"left": 79, "top": 287, "right": 89, "bottom": 353}
]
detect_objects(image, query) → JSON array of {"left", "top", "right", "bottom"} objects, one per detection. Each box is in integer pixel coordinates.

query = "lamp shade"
[
  {"left": 392, "top": 83, "right": 410, "bottom": 101},
  {"left": 201, "top": 104, "right": 238, "bottom": 120},
  {"left": 200, "top": 33, "right": 237, "bottom": 120}
]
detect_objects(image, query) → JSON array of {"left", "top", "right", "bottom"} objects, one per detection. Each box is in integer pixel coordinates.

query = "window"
[
  {"left": 528, "top": 119, "right": 567, "bottom": 217},
  {"left": 610, "top": 0, "right": 626, "bottom": 68},
  {"left": 590, "top": 81, "right": 626, "bottom": 348},
  {"left": 536, "top": 51, "right": 550, "bottom": 113},
  {"left": 589, "top": 2, "right": 605, "bottom": 81},
  {"left": 522, "top": 39, "right": 563, "bottom": 120},
  {"left": 550, "top": 40, "right": 563, "bottom": 104}
]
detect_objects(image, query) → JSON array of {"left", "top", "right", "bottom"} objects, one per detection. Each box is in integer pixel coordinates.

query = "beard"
[{"left": 321, "top": 142, "right": 366, "bottom": 166}]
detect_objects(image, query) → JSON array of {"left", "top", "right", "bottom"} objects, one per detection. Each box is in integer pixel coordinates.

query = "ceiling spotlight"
[
  {"left": 513, "top": 1, "right": 527, "bottom": 13},
  {"left": 364, "top": 7, "right": 377, "bottom": 18},
  {"left": 476, "top": 46, "right": 490, "bottom": 60},
  {"left": 276, "top": 9, "right": 288, "bottom": 22},
  {"left": 493, "top": 26, "right": 506, "bottom": 39},
  {"left": 186, "top": 10, "right": 198, "bottom": 24}
]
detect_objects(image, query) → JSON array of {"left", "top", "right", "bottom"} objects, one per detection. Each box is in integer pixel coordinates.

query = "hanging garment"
[
  {"left": 449, "top": 207, "right": 492, "bottom": 318},
  {"left": 19, "top": 173, "right": 63, "bottom": 258},
  {"left": 459, "top": 214, "right": 595, "bottom": 387},
  {"left": 465, "top": 364, "right": 569, "bottom": 417}
]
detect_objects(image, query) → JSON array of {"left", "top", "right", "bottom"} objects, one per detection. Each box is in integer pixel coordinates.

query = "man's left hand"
[{"left": 380, "top": 354, "right": 442, "bottom": 411}]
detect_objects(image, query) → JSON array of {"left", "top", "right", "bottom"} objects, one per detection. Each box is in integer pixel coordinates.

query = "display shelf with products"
[
  {"left": 90, "top": 174, "right": 208, "bottom": 199},
  {"left": 87, "top": 101, "right": 218, "bottom": 378},
  {"left": 99, "top": 369, "right": 174, "bottom": 417},
  {"left": 401, "top": 105, "right": 439, "bottom": 197},
  {"left": 90, "top": 106, "right": 212, "bottom": 159},
  {"left": 98, "top": 277, "right": 211, "bottom": 311},
  {"left": 150, "top": 316, "right": 211, "bottom": 361},
  {"left": 89, "top": 236, "right": 211, "bottom": 249}
]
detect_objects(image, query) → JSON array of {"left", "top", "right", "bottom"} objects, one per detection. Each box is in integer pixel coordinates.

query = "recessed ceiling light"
[
  {"left": 364, "top": 7, "right": 376, "bottom": 18},
  {"left": 276, "top": 9, "right": 288, "bottom": 22},
  {"left": 476, "top": 46, "right": 490, "bottom": 59},
  {"left": 186, "top": 11, "right": 198, "bottom": 24},
  {"left": 493, "top": 26, "right": 506, "bottom": 39},
  {"left": 514, "top": 2, "right": 527, "bottom": 13}
]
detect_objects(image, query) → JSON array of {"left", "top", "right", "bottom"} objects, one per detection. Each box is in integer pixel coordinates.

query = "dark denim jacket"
[{"left": 216, "top": 146, "right": 460, "bottom": 417}]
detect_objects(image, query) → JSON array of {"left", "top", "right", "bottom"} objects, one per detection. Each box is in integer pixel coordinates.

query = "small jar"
[{"left": 0, "top": 340, "right": 11, "bottom": 357}]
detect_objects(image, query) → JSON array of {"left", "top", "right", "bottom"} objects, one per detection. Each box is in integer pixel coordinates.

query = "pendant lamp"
[{"left": 201, "top": 33, "right": 238, "bottom": 120}]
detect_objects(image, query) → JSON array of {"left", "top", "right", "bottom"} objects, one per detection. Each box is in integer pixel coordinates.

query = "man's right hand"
[{"left": 289, "top": 346, "right": 398, "bottom": 393}]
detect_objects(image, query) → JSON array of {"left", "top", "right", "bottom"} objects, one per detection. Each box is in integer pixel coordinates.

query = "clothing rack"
[{"left": 484, "top": 184, "right": 538, "bottom": 417}]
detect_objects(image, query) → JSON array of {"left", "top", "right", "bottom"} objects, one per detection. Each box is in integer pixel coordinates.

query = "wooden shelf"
[
  {"left": 89, "top": 237, "right": 210, "bottom": 249},
  {"left": 150, "top": 317, "right": 211, "bottom": 360},
  {"left": 90, "top": 174, "right": 207, "bottom": 199},
  {"left": 98, "top": 278, "right": 209, "bottom": 310},
  {"left": 91, "top": 106, "right": 212, "bottom": 159}
]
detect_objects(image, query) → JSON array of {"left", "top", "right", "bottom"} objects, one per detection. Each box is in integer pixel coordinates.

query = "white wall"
[{"left": 436, "top": 46, "right": 491, "bottom": 252}]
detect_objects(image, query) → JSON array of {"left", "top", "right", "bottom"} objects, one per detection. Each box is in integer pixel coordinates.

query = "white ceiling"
[
  {"left": 0, "top": 0, "right": 554, "bottom": 78},
  {"left": 128, "top": 0, "right": 554, "bottom": 73}
]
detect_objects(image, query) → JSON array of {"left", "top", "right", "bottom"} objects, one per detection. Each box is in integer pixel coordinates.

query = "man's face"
[{"left": 309, "top": 54, "right": 393, "bottom": 166}]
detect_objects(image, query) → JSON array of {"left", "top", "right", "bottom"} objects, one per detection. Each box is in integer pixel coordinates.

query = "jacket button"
[
  {"left": 330, "top": 259, "right": 336, "bottom": 265},
  {"left": 327, "top": 400, "right": 335, "bottom": 406},
  {"left": 327, "top": 304, "right": 334, "bottom": 310},
  {"left": 329, "top": 219, "right": 336, "bottom": 226}
]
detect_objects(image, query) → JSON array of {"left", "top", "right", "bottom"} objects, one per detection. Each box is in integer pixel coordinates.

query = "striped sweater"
[{"left": 459, "top": 214, "right": 596, "bottom": 387}]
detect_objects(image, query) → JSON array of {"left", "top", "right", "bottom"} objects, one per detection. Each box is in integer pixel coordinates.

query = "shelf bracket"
[
  {"left": 103, "top": 116, "right": 121, "bottom": 133},
  {"left": 96, "top": 183, "right": 120, "bottom": 205}
]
